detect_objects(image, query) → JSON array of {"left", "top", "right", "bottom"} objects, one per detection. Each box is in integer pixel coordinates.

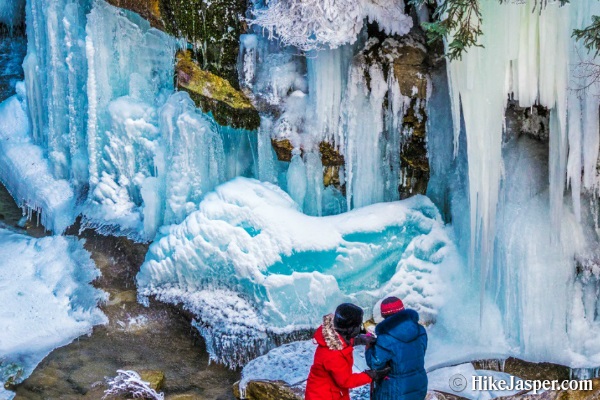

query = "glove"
[
  {"left": 365, "top": 367, "right": 391, "bottom": 382},
  {"left": 354, "top": 334, "right": 376, "bottom": 347}
]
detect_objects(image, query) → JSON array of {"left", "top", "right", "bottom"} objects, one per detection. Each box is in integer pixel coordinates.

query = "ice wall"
[
  {"left": 0, "top": 0, "right": 25, "bottom": 31},
  {"left": 0, "top": 89, "right": 75, "bottom": 233},
  {"left": 0, "top": 0, "right": 257, "bottom": 238},
  {"left": 445, "top": 0, "right": 600, "bottom": 365},
  {"left": 238, "top": 31, "right": 426, "bottom": 215},
  {"left": 137, "top": 177, "right": 459, "bottom": 366},
  {"left": 448, "top": 0, "right": 600, "bottom": 277}
]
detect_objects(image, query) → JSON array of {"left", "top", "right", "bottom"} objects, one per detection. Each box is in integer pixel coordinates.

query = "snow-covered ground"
[{"left": 0, "top": 230, "right": 106, "bottom": 400}]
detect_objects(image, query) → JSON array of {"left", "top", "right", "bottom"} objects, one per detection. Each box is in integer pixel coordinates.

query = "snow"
[
  {"left": 248, "top": 0, "right": 412, "bottom": 51},
  {"left": 0, "top": 229, "right": 106, "bottom": 400},
  {"left": 0, "top": 92, "right": 75, "bottom": 233},
  {"left": 137, "top": 177, "right": 460, "bottom": 366}
]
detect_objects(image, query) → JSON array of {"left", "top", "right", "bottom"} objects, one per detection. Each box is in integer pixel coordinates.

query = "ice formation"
[
  {"left": 0, "top": 91, "right": 75, "bottom": 233},
  {"left": 0, "top": 0, "right": 257, "bottom": 238},
  {"left": 137, "top": 178, "right": 459, "bottom": 366},
  {"left": 444, "top": 0, "right": 600, "bottom": 365},
  {"left": 248, "top": 0, "right": 412, "bottom": 51},
  {"left": 1, "top": 0, "right": 599, "bottom": 377},
  {"left": 238, "top": 31, "right": 427, "bottom": 216},
  {"left": 0, "top": 0, "right": 24, "bottom": 31},
  {"left": 0, "top": 229, "right": 106, "bottom": 399},
  {"left": 447, "top": 0, "right": 600, "bottom": 278}
]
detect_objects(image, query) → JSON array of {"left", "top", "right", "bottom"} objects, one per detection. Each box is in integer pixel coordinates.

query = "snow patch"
[{"left": 0, "top": 229, "right": 106, "bottom": 399}]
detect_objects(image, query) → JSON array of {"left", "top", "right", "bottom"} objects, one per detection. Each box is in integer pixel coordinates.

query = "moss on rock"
[
  {"left": 271, "top": 138, "right": 294, "bottom": 162},
  {"left": 319, "top": 142, "right": 345, "bottom": 166},
  {"left": 176, "top": 51, "right": 260, "bottom": 130},
  {"left": 160, "top": 0, "right": 246, "bottom": 87},
  {"left": 139, "top": 370, "right": 165, "bottom": 391},
  {"left": 233, "top": 380, "right": 302, "bottom": 400},
  {"left": 105, "top": 0, "right": 166, "bottom": 29},
  {"left": 503, "top": 357, "right": 571, "bottom": 382}
]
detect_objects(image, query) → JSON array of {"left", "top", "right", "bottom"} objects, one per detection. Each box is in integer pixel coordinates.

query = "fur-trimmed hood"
[{"left": 313, "top": 313, "right": 345, "bottom": 351}]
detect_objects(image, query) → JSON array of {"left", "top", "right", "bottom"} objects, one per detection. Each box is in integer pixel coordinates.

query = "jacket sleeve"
[
  {"left": 365, "top": 336, "right": 394, "bottom": 371},
  {"left": 323, "top": 352, "right": 372, "bottom": 389}
]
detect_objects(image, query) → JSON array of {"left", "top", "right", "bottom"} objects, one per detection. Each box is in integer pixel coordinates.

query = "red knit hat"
[{"left": 380, "top": 296, "right": 404, "bottom": 317}]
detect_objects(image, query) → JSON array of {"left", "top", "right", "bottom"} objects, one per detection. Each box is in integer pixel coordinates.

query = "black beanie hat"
[{"left": 333, "top": 303, "right": 364, "bottom": 330}]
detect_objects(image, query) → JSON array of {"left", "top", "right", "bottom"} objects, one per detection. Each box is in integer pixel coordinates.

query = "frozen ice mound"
[
  {"left": 137, "top": 177, "right": 459, "bottom": 366},
  {"left": 0, "top": 229, "right": 106, "bottom": 399},
  {"left": 0, "top": 92, "right": 75, "bottom": 234}
]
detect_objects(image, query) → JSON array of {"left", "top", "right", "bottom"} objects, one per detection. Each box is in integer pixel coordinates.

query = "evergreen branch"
[
  {"left": 573, "top": 16, "right": 600, "bottom": 57},
  {"left": 410, "top": 0, "right": 571, "bottom": 61}
]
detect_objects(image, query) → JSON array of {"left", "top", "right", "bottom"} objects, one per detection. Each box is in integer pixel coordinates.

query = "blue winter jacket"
[{"left": 365, "top": 309, "right": 428, "bottom": 400}]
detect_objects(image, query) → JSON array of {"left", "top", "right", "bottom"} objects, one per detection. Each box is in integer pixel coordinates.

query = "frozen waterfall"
[
  {"left": 445, "top": 0, "right": 600, "bottom": 365},
  {"left": 1, "top": 0, "right": 257, "bottom": 239},
  {"left": 1, "top": 0, "right": 600, "bottom": 374}
]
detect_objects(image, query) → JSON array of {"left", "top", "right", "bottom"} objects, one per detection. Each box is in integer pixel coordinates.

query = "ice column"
[
  {"left": 307, "top": 46, "right": 353, "bottom": 147},
  {"left": 23, "top": 0, "right": 91, "bottom": 185},
  {"left": 447, "top": 0, "right": 600, "bottom": 360},
  {"left": 447, "top": 0, "right": 598, "bottom": 289}
]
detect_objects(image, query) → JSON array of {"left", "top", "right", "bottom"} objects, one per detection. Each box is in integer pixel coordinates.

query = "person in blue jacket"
[{"left": 365, "top": 296, "right": 428, "bottom": 400}]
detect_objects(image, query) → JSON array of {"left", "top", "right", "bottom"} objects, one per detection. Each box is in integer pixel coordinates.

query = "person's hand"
[
  {"left": 354, "top": 333, "right": 376, "bottom": 347},
  {"left": 365, "top": 367, "right": 391, "bottom": 381}
]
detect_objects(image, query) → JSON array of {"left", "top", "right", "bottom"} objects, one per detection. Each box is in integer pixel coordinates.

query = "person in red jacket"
[{"left": 305, "top": 303, "right": 389, "bottom": 400}]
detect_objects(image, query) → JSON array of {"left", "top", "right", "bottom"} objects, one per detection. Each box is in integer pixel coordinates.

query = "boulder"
[
  {"left": 138, "top": 369, "right": 165, "bottom": 391},
  {"left": 234, "top": 380, "right": 303, "bottom": 400},
  {"left": 176, "top": 51, "right": 260, "bottom": 130},
  {"left": 503, "top": 357, "right": 571, "bottom": 382}
]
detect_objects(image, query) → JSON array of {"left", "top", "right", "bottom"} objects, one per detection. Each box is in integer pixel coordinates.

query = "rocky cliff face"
[
  {"left": 107, "top": 1, "right": 436, "bottom": 204},
  {"left": 106, "top": 0, "right": 261, "bottom": 131},
  {"left": 106, "top": 0, "right": 246, "bottom": 87}
]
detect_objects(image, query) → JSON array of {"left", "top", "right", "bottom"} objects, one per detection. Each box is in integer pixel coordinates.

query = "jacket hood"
[
  {"left": 313, "top": 313, "right": 345, "bottom": 350},
  {"left": 375, "top": 308, "right": 423, "bottom": 343}
]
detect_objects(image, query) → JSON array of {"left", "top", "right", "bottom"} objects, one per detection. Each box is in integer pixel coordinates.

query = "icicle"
[
  {"left": 286, "top": 151, "right": 307, "bottom": 209},
  {"left": 303, "top": 152, "right": 324, "bottom": 216},
  {"left": 307, "top": 46, "right": 353, "bottom": 147},
  {"left": 257, "top": 117, "right": 277, "bottom": 183}
]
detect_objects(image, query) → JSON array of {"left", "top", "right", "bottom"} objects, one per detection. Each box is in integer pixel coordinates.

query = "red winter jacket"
[{"left": 305, "top": 314, "right": 372, "bottom": 400}]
